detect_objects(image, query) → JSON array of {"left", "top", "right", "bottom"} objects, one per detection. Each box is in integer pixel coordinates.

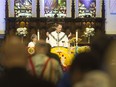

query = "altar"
[
  {"left": 28, "top": 46, "right": 90, "bottom": 68},
  {"left": 51, "top": 46, "right": 90, "bottom": 67}
]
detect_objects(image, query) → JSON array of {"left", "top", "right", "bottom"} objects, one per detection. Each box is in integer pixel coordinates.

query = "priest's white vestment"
[{"left": 46, "top": 31, "right": 68, "bottom": 47}]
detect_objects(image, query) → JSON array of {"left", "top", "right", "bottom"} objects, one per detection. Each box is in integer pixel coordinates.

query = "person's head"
[
  {"left": 35, "top": 40, "right": 48, "bottom": 54},
  {"left": 31, "top": 34, "right": 38, "bottom": 42},
  {"left": 70, "top": 52, "right": 100, "bottom": 86},
  {"left": 82, "top": 71, "right": 111, "bottom": 87},
  {"left": 1, "top": 36, "right": 28, "bottom": 68},
  {"left": 90, "top": 33, "right": 113, "bottom": 66},
  {"left": 54, "top": 23, "right": 62, "bottom": 33},
  {"left": 103, "top": 40, "right": 116, "bottom": 87}
]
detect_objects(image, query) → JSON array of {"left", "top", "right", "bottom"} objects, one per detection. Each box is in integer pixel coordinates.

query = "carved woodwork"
[{"left": 5, "top": 0, "right": 105, "bottom": 45}]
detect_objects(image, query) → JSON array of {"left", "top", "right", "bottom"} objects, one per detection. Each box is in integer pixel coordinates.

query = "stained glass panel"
[
  {"left": 44, "top": 0, "right": 66, "bottom": 18},
  {"left": 14, "top": 0, "right": 32, "bottom": 17},
  {"left": 78, "top": 0, "right": 96, "bottom": 18}
]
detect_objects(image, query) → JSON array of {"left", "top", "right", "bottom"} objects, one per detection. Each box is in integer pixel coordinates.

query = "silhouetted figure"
[{"left": 0, "top": 36, "right": 55, "bottom": 87}]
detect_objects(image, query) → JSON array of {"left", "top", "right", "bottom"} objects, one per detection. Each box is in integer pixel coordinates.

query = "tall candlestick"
[
  {"left": 37, "top": 29, "right": 40, "bottom": 40},
  {"left": 76, "top": 30, "right": 78, "bottom": 42}
]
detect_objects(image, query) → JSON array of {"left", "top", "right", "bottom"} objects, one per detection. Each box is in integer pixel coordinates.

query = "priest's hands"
[
  {"left": 68, "top": 32, "right": 72, "bottom": 38},
  {"left": 46, "top": 32, "right": 49, "bottom": 37}
]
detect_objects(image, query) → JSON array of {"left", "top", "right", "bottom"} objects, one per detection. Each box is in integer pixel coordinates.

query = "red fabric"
[
  {"left": 40, "top": 58, "right": 51, "bottom": 78},
  {"left": 29, "top": 57, "right": 36, "bottom": 75},
  {"left": 29, "top": 57, "right": 51, "bottom": 78},
  {"left": 62, "top": 65, "right": 70, "bottom": 72}
]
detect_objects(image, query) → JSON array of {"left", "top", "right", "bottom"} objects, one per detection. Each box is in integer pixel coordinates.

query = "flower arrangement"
[
  {"left": 16, "top": 27, "right": 28, "bottom": 37},
  {"left": 84, "top": 27, "right": 95, "bottom": 37},
  {"left": 76, "top": 46, "right": 91, "bottom": 53},
  {"left": 68, "top": 37, "right": 82, "bottom": 46},
  {"left": 83, "top": 27, "right": 95, "bottom": 43}
]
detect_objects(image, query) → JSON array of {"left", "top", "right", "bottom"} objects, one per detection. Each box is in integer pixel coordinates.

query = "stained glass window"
[
  {"left": 14, "top": 0, "right": 32, "bottom": 17},
  {"left": 78, "top": 0, "right": 96, "bottom": 18},
  {"left": 44, "top": 0, "right": 66, "bottom": 18}
]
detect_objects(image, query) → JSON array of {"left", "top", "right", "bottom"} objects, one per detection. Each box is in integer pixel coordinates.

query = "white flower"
[
  {"left": 17, "top": 28, "right": 20, "bottom": 32},
  {"left": 23, "top": 27, "right": 27, "bottom": 30},
  {"left": 89, "top": 28, "right": 94, "bottom": 32},
  {"left": 23, "top": 32, "right": 26, "bottom": 34},
  {"left": 25, "top": 31, "right": 28, "bottom": 34},
  {"left": 21, "top": 28, "right": 23, "bottom": 31},
  {"left": 84, "top": 27, "right": 95, "bottom": 37},
  {"left": 16, "top": 27, "right": 28, "bottom": 37},
  {"left": 20, "top": 32, "right": 23, "bottom": 34},
  {"left": 86, "top": 28, "right": 90, "bottom": 32},
  {"left": 84, "top": 32, "right": 87, "bottom": 35},
  {"left": 86, "top": 28, "right": 94, "bottom": 32}
]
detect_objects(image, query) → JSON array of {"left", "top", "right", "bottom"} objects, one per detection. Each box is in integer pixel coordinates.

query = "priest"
[{"left": 46, "top": 23, "right": 68, "bottom": 47}]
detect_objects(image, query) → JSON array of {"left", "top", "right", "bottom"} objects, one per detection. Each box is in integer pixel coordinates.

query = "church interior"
[{"left": 0, "top": 0, "right": 116, "bottom": 87}]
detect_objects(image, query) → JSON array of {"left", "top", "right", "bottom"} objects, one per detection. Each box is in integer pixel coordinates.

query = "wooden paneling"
[{"left": 5, "top": 17, "right": 105, "bottom": 45}]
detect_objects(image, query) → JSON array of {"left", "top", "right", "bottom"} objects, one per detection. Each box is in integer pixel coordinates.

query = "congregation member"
[
  {"left": 57, "top": 52, "right": 101, "bottom": 87},
  {"left": 71, "top": 34, "right": 116, "bottom": 87},
  {"left": 28, "top": 34, "right": 38, "bottom": 48},
  {"left": 46, "top": 23, "right": 69, "bottom": 47},
  {"left": 0, "top": 36, "right": 55, "bottom": 87},
  {"left": 102, "top": 39, "right": 116, "bottom": 87},
  {"left": 74, "top": 70, "right": 111, "bottom": 87},
  {"left": 46, "top": 43, "right": 61, "bottom": 64},
  {"left": 28, "top": 40, "right": 63, "bottom": 84}
]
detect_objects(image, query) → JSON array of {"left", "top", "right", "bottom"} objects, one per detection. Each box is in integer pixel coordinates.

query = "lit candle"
[
  {"left": 37, "top": 29, "right": 40, "bottom": 40},
  {"left": 76, "top": 30, "right": 78, "bottom": 42}
]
